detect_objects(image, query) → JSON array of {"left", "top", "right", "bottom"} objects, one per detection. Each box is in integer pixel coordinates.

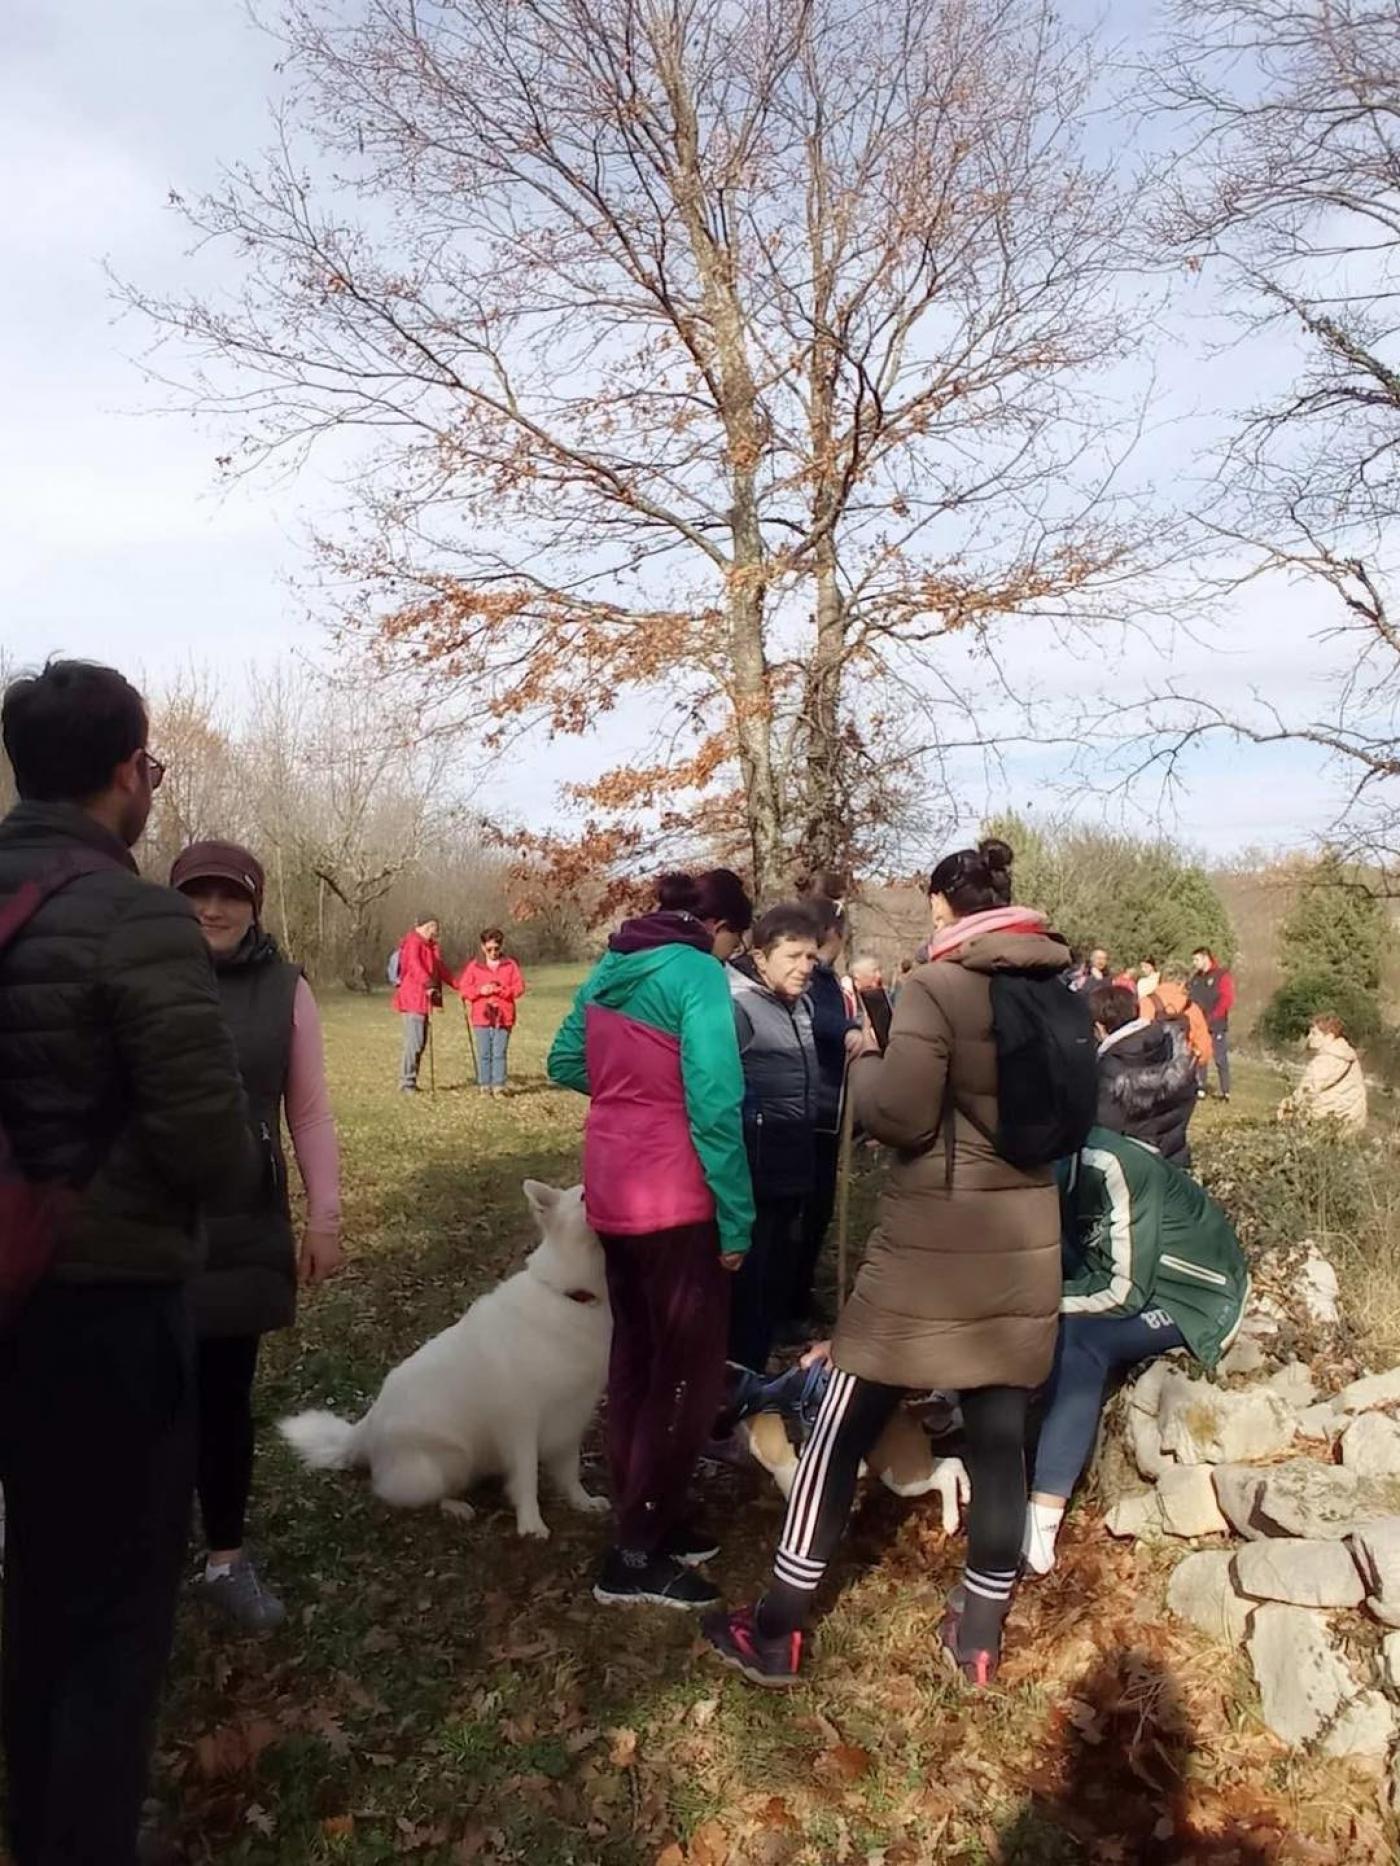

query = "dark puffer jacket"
[
  {"left": 0, "top": 802, "right": 256, "bottom": 1285},
  {"left": 728, "top": 956, "right": 819, "bottom": 1201},
  {"left": 807, "top": 961, "right": 854, "bottom": 1133},
  {"left": 1096, "top": 1018, "right": 1198, "bottom": 1168},
  {"left": 190, "top": 930, "right": 301, "bottom": 1338}
]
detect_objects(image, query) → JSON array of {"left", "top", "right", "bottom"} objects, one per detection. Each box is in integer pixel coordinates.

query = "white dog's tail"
[{"left": 278, "top": 1409, "right": 365, "bottom": 1471}]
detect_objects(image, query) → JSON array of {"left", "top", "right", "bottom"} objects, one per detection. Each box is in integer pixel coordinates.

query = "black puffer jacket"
[
  {"left": 728, "top": 956, "right": 819, "bottom": 1200},
  {"left": 0, "top": 802, "right": 256, "bottom": 1284},
  {"left": 1096, "top": 1018, "right": 1198, "bottom": 1168}
]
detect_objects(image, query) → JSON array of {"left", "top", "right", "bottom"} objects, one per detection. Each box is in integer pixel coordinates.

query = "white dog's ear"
[{"left": 523, "top": 1180, "right": 558, "bottom": 1220}]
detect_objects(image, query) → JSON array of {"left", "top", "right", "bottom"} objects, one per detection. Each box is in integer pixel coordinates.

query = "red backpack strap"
[{"left": 0, "top": 850, "right": 123, "bottom": 957}]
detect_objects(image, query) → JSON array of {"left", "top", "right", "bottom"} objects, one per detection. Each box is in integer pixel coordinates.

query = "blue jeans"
[
  {"left": 1033, "top": 1310, "right": 1186, "bottom": 1499},
  {"left": 473, "top": 1023, "right": 510, "bottom": 1088}
]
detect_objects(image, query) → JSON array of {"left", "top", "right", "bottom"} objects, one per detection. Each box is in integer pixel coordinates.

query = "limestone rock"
[
  {"left": 1350, "top": 1519, "right": 1400, "bottom": 1626},
  {"left": 1157, "top": 1465, "right": 1229, "bottom": 1539},
  {"left": 1265, "top": 1362, "right": 1319, "bottom": 1410},
  {"left": 1218, "top": 1336, "right": 1269, "bottom": 1379},
  {"left": 1167, "top": 1551, "right": 1252, "bottom": 1645},
  {"left": 1213, "top": 1465, "right": 1269, "bottom": 1540},
  {"left": 1380, "top": 1631, "right": 1400, "bottom": 1693},
  {"left": 1321, "top": 1690, "right": 1396, "bottom": 1759},
  {"left": 1126, "top": 1358, "right": 1176, "bottom": 1417},
  {"left": 1232, "top": 1538, "right": 1365, "bottom": 1610},
  {"left": 1299, "top": 1243, "right": 1342, "bottom": 1327},
  {"left": 1334, "top": 1368, "right": 1400, "bottom": 1415},
  {"left": 1158, "top": 1376, "right": 1296, "bottom": 1466},
  {"left": 1104, "top": 1490, "right": 1164, "bottom": 1540},
  {"left": 1296, "top": 1403, "right": 1341, "bottom": 1441},
  {"left": 1253, "top": 1461, "right": 1400, "bottom": 1541},
  {"left": 1128, "top": 1406, "right": 1168, "bottom": 1480},
  {"left": 1342, "top": 1413, "right": 1400, "bottom": 1478},
  {"left": 1247, "top": 1603, "right": 1356, "bottom": 1746}
]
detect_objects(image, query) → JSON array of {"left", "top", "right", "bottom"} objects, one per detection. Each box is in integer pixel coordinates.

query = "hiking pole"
[{"left": 833, "top": 1069, "right": 858, "bottom": 1313}]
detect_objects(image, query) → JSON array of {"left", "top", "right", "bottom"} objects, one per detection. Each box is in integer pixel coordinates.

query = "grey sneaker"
[{"left": 196, "top": 1558, "right": 286, "bottom": 1633}]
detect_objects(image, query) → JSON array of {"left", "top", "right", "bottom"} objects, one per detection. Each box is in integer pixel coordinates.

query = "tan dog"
[{"left": 739, "top": 1407, "right": 969, "bottom": 1531}]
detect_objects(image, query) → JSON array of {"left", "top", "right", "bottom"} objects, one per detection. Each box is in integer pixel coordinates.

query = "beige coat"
[
  {"left": 833, "top": 927, "right": 1071, "bottom": 1392},
  {"left": 1282, "top": 1030, "right": 1368, "bottom": 1134}
]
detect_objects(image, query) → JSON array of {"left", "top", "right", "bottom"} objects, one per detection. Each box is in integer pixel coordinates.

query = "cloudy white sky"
[{"left": 0, "top": 0, "right": 1361, "bottom": 859}]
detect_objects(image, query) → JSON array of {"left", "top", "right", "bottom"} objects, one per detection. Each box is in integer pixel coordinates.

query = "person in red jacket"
[
  {"left": 393, "top": 915, "right": 456, "bottom": 1093},
  {"left": 1189, "top": 947, "right": 1236, "bottom": 1100},
  {"left": 458, "top": 928, "right": 526, "bottom": 1096}
]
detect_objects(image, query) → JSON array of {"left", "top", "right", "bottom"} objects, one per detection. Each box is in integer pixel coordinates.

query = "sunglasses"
[{"left": 142, "top": 750, "right": 166, "bottom": 791}]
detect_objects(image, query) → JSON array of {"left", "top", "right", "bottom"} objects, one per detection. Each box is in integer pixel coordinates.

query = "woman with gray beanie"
[{"left": 171, "top": 840, "right": 344, "bottom": 1632}]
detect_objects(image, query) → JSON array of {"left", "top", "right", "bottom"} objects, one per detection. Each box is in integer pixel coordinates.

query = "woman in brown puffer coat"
[{"left": 703, "top": 839, "right": 1071, "bottom": 1690}]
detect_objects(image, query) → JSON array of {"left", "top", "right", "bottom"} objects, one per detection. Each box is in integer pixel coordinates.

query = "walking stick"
[{"left": 833, "top": 1072, "right": 858, "bottom": 1314}]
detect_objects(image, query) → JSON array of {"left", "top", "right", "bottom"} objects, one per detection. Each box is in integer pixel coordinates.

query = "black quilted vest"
[{"left": 189, "top": 930, "right": 300, "bottom": 1338}]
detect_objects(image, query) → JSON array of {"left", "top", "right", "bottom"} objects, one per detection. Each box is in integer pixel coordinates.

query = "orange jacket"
[{"left": 1144, "top": 981, "right": 1212, "bottom": 1072}]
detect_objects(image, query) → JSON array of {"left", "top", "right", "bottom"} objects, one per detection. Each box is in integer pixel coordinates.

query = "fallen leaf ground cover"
[{"left": 155, "top": 976, "right": 1396, "bottom": 1863}]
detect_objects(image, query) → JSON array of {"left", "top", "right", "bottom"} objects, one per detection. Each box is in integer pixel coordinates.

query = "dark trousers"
[
  {"left": 601, "top": 1223, "right": 730, "bottom": 1553},
  {"left": 765, "top": 1372, "right": 1029, "bottom": 1633},
  {"left": 790, "top": 1132, "right": 840, "bottom": 1323},
  {"left": 399, "top": 1012, "right": 428, "bottom": 1089},
  {"left": 0, "top": 1284, "right": 195, "bottom": 1866},
  {"left": 1033, "top": 1310, "right": 1186, "bottom": 1499},
  {"left": 1210, "top": 1025, "right": 1231, "bottom": 1097},
  {"left": 196, "top": 1334, "right": 261, "bottom": 1552},
  {"left": 728, "top": 1196, "right": 805, "bottom": 1371}
]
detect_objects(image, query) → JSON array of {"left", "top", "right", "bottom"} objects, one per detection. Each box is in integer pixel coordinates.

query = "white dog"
[{"left": 279, "top": 1181, "right": 612, "bottom": 1539}]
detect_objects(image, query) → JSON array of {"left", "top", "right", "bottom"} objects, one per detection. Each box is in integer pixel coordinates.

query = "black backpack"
[{"left": 948, "top": 972, "right": 1097, "bottom": 1174}]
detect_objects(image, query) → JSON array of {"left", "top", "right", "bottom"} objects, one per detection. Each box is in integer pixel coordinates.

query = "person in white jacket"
[{"left": 1279, "top": 1014, "right": 1368, "bottom": 1133}]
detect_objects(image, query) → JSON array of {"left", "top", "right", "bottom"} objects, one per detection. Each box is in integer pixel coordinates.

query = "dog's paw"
[
  {"left": 517, "top": 1518, "right": 551, "bottom": 1541},
  {"left": 439, "top": 1498, "right": 476, "bottom": 1524},
  {"left": 570, "top": 1491, "right": 610, "bottom": 1515}
]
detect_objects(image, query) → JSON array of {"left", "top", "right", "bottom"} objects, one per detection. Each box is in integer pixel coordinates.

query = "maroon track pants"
[{"left": 600, "top": 1222, "right": 731, "bottom": 1553}]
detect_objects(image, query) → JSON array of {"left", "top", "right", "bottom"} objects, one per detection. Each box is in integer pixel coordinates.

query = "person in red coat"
[
  {"left": 458, "top": 928, "right": 526, "bottom": 1095},
  {"left": 393, "top": 915, "right": 456, "bottom": 1092}
]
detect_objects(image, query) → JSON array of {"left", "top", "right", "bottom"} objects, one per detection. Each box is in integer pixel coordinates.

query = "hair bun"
[{"left": 978, "top": 837, "right": 1013, "bottom": 875}]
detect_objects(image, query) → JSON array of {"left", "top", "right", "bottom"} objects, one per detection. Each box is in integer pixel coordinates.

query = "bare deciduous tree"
[
  {"left": 1138, "top": 0, "right": 1400, "bottom": 869},
  {"left": 128, "top": 0, "right": 1148, "bottom": 897}
]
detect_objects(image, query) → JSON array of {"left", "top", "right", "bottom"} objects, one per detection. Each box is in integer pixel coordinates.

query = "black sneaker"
[
  {"left": 938, "top": 1588, "right": 1002, "bottom": 1689},
  {"left": 661, "top": 1524, "right": 721, "bottom": 1568},
  {"left": 702, "top": 1604, "right": 804, "bottom": 1689},
  {"left": 593, "top": 1548, "right": 720, "bottom": 1610}
]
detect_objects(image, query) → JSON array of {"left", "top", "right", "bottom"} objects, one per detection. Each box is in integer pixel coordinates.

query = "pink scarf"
[{"left": 925, "top": 905, "right": 1047, "bottom": 964}]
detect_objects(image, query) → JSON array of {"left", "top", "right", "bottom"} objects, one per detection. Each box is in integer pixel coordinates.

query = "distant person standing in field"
[
  {"left": 393, "top": 914, "right": 455, "bottom": 1093},
  {"left": 0, "top": 660, "right": 256, "bottom": 1866},
  {"left": 1189, "top": 947, "right": 1235, "bottom": 1100},
  {"left": 1068, "top": 946, "right": 1110, "bottom": 993},
  {"left": 172, "top": 839, "right": 344, "bottom": 1633},
  {"left": 1142, "top": 964, "right": 1214, "bottom": 1081},
  {"left": 548, "top": 869, "right": 755, "bottom": 1610},
  {"left": 1278, "top": 1013, "right": 1368, "bottom": 1133},
  {"left": 459, "top": 928, "right": 526, "bottom": 1096}
]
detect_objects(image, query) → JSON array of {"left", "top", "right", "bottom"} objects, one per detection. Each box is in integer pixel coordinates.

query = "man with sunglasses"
[{"left": 0, "top": 659, "right": 255, "bottom": 1866}]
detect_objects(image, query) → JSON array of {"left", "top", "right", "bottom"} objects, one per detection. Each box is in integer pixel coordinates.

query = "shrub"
[
  {"left": 1196, "top": 1120, "right": 1400, "bottom": 1357},
  {"left": 1254, "top": 969, "right": 1383, "bottom": 1050}
]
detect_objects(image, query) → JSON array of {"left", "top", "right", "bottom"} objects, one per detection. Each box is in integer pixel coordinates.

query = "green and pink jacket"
[{"left": 547, "top": 913, "right": 755, "bottom": 1257}]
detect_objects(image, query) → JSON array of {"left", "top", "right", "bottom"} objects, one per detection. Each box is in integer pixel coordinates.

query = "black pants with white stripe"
[{"left": 763, "top": 1367, "right": 1029, "bottom": 1634}]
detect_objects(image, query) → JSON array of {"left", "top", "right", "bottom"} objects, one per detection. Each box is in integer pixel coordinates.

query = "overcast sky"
[{"left": 0, "top": 0, "right": 1361, "bottom": 859}]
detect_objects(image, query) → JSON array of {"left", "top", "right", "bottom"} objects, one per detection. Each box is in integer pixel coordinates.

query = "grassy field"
[{"left": 156, "top": 976, "right": 1396, "bottom": 1864}]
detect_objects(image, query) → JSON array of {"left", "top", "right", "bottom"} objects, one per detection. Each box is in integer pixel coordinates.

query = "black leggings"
[
  {"left": 762, "top": 1370, "right": 1029, "bottom": 1636},
  {"left": 196, "top": 1336, "right": 261, "bottom": 1553}
]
